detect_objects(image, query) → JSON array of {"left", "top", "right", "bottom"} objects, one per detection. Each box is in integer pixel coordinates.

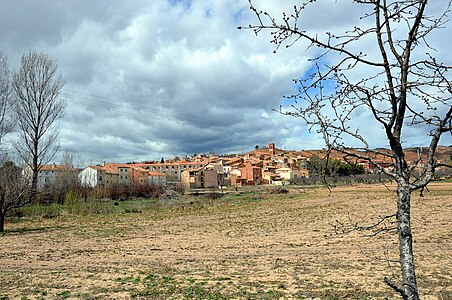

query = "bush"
[
  {"left": 38, "top": 182, "right": 169, "bottom": 204},
  {"left": 204, "top": 192, "right": 224, "bottom": 200},
  {"left": 42, "top": 210, "right": 60, "bottom": 219},
  {"left": 160, "top": 190, "right": 181, "bottom": 201},
  {"left": 268, "top": 187, "right": 289, "bottom": 194}
]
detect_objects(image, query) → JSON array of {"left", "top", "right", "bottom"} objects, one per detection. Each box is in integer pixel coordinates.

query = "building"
[
  {"left": 275, "top": 167, "right": 302, "bottom": 181},
  {"left": 78, "top": 166, "right": 106, "bottom": 188},
  {"left": 359, "top": 160, "right": 394, "bottom": 173},
  {"left": 181, "top": 167, "right": 219, "bottom": 190},
  {"left": 262, "top": 171, "right": 283, "bottom": 185},
  {"left": 104, "top": 171, "right": 119, "bottom": 186},
  {"left": 130, "top": 166, "right": 149, "bottom": 185},
  {"left": 103, "top": 163, "right": 131, "bottom": 185},
  {"left": 239, "top": 164, "right": 263, "bottom": 185},
  {"left": 23, "top": 164, "right": 79, "bottom": 191},
  {"left": 134, "top": 161, "right": 207, "bottom": 181},
  {"left": 269, "top": 143, "right": 276, "bottom": 156},
  {"left": 148, "top": 171, "right": 167, "bottom": 185}
]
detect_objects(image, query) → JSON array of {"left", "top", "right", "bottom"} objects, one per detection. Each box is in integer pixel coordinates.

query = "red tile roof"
[
  {"left": 148, "top": 171, "right": 166, "bottom": 177},
  {"left": 40, "top": 164, "right": 76, "bottom": 171}
]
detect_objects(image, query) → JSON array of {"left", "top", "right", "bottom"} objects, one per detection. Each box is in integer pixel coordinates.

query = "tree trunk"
[
  {"left": 30, "top": 168, "right": 38, "bottom": 202},
  {"left": 396, "top": 184, "right": 420, "bottom": 300},
  {"left": 30, "top": 140, "right": 39, "bottom": 202},
  {"left": 0, "top": 211, "right": 5, "bottom": 232}
]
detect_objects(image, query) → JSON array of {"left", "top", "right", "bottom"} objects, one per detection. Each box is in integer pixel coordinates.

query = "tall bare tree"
[
  {"left": 13, "top": 50, "right": 66, "bottom": 200},
  {"left": 241, "top": 1, "right": 451, "bottom": 299},
  {"left": 0, "top": 52, "right": 14, "bottom": 150},
  {"left": 0, "top": 53, "right": 31, "bottom": 232}
]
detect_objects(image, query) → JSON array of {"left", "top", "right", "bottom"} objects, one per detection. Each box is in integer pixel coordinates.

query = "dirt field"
[{"left": 0, "top": 183, "right": 451, "bottom": 299}]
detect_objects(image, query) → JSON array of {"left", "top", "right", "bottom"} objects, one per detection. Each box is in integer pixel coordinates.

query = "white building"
[{"left": 78, "top": 166, "right": 106, "bottom": 187}]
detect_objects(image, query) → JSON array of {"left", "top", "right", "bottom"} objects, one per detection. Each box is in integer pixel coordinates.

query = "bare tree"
[
  {"left": 13, "top": 50, "right": 66, "bottom": 200},
  {"left": 54, "top": 150, "right": 80, "bottom": 204},
  {"left": 0, "top": 158, "right": 30, "bottom": 232},
  {"left": 241, "top": 1, "right": 451, "bottom": 299},
  {"left": 0, "top": 53, "right": 24, "bottom": 232},
  {"left": 0, "top": 52, "right": 14, "bottom": 150}
]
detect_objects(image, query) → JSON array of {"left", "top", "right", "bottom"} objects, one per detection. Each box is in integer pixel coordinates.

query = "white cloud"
[{"left": 0, "top": 0, "right": 450, "bottom": 163}]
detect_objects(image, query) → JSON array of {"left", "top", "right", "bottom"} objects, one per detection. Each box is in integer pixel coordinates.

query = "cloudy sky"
[{"left": 1, "top": 0, "right": 451, "bottom": 163}]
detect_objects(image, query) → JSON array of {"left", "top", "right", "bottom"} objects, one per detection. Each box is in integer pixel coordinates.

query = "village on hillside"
[{"left": 33, "top": 143, "right": 452, "bottom": 192}]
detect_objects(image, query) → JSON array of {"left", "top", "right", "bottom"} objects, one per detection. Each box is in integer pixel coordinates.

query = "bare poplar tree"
[
  {"left": 241, "top": 1, "right": 452, "bottom": 299},
  {"left": 0, "top": 53, "right": 31, "bottom": 232},
  {"left": 0, "top": 52, "right": 14, "bottom": 150},
  {"left": 13, "top": 50, "right": 66, "bottom": 200}
]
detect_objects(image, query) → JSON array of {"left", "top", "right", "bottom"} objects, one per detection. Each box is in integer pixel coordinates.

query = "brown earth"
[
  {"left": 0, "top": 183, "right": 451, "bottom": 299},
  {"left": 296, "top": 146, "right": 452, "bottom": 165}
]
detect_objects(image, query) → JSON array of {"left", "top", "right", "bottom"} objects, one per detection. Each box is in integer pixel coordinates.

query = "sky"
[{"left": 0, "top": 0, "right": 451, "bottom": 164}]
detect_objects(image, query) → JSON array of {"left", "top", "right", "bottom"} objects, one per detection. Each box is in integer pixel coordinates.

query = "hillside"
[{"left": 277, "top": 146, "right": 452, "bottom": 165}]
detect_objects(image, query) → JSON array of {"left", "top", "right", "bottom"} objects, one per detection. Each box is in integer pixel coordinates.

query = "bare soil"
[{"left": 0, "top": 182, "right": 451, "bottom": 299}]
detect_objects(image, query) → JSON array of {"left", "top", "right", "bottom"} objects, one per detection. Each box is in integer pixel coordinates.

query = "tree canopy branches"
[
  {"left": 13, "top": 50, "right": 66, "bottom": 199},
  {"left": 242, "top": 1, "right": 451, "bottom": 298}
]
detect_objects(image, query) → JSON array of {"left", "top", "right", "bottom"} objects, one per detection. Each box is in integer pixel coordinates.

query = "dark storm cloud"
[{"left": 1, "top": 0, "right": 450, "bottom": 163}]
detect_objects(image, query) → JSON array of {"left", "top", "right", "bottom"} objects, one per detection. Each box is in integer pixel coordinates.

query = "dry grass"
[{"left": 0, "top": 182, "right": 450, "bottom": 299}]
